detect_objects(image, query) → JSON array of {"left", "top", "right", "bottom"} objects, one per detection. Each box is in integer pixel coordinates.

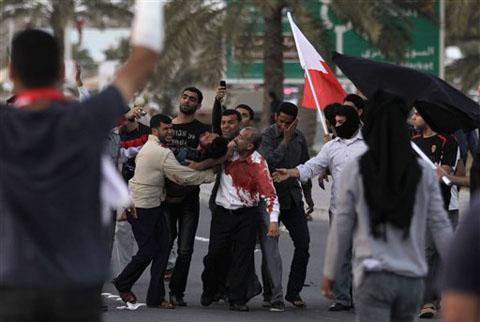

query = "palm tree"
[
  {"left": 0, "top": 0, "right": 133, "bottom": 59},
  {"left": 445, "top": 0, "right": 480, "bottom": 92},
  {"left": 156, "top": 0, "right": 435, "bottom": 130}
]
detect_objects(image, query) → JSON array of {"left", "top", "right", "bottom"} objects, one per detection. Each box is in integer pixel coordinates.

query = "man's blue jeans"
[{"left": 355, "top": 271, "right": 424, "bottom": 322}]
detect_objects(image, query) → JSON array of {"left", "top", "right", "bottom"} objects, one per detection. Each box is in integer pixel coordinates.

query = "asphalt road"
[{"left": 102, "top": 182, "right": 450, "bottom": 322}]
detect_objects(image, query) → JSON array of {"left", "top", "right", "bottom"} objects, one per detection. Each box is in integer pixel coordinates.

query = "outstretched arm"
[{"left": 113, "top": 1, "right": 165, "bottom": 104}]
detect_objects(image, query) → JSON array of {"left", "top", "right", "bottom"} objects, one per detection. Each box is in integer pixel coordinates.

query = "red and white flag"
[{"left": 287, "top": 12, "right": 346, "bottom": 110}]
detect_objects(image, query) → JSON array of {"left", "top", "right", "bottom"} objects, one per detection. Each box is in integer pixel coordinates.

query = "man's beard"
[{"left": 179, "top": 104, "right": 197, "bottom": 115}]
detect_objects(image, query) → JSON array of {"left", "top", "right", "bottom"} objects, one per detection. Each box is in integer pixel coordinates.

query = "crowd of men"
[{"left": 1, "top": 2, "right": 479, "bottom": 322}]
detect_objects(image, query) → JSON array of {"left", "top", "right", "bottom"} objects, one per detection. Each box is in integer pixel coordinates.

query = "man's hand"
[
  {"left": 282, "top": 119, "right": 298, "bottom": 145},
  {"left": 186, "top": 160, "right": 202, "bottom": 170},
  {"left": 215, "top": 86, "right": 226, "bottom": 102},
  {"left": 272, "top": 168, "right": 299, "bottom": 182},
  {"left": 125, "top": 207, "right": 138, "bottom": 219},
  {"left": 318, "top": 173, "right": 330, "bottom": 190},
  {"left": 114, "top": 2, "right": 163, "bottom": 103},
  {"left": 436, "top": 165, "right": 448, "bottom": 180},
  {"left": 75, "top": 62, "right": 83, "bottom": 87},
  {"left": 323, "top": 133, "right": 332, "bottom": 144},
  {"left": 321, "top": 277, "right": 335, "bottom": 300},
  {"left": 124, "top": 107, "right": 144, "bottom": 121},
  {"left": 225, "top": 140, "right": 237, "bottom": 159},
  {"left": 267, "top": 222, "right": 280, "bottom": 237},
  {"left": 118, "top": 210, "right": 128, "bottom": 221},
  {"left": 215, "top": 86, "right": 227, "bottom": 102}
]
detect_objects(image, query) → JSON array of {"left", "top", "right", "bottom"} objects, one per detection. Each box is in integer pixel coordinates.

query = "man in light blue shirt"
[{"left": 273, "top": 105, "right": 366, "bottom": 311}]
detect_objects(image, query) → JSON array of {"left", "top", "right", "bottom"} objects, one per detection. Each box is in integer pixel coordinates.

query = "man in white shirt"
[
  {"left": 201, "top": 127, "right": 280, "bottom": 312},
  {"left": 273, "top": 105, "right": 367, "bottom": 311},
  {"left": 113, "top": 114, "right": 215, "bottom": 309}
]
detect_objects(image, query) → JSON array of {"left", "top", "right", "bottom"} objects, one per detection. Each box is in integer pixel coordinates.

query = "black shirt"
[
  {"left": 412, "top": 133, "right": 458, "bottom": 209},
  {"left": 166, "top": 119, "right": 210, "bottom": 202},
  {"left": 411, "top": 133, "right": 458, "bottom": 167},
  {"left": 170, "top": 119, "right": 210, "bottom": 152},
  {"left": 0, "top": 86, "right": 126, "bottom": 288}
]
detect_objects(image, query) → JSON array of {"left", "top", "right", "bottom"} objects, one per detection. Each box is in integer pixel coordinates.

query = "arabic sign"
[{"left": 226, "top": 0, "right": 442, "bottom": 83}]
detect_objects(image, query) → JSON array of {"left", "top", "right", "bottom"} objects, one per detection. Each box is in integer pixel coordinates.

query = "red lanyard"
[{"left": 13, "top": 88, "right": 67, "bottom": 108}]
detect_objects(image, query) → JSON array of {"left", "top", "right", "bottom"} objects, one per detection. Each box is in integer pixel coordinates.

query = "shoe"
[
  {"left": 418, "top": 303, "right": 437, "bottom": 318},
  {"left": 328, "top": 302, "right": 352, "bottom": 311},
  {"left": 229, "top": 303, "right": 249, "bottom": 312},
  {"left": 262, "top": 300, "right": 272, "bottom": 308},
  {"left": 285, "top": 295, "right": 306, "bottom": 308},
  {"left": 269, "top": 301, "right": 285, "bottom": 312},
  {"left": 101, "top": 304, "right": 108, "bottom": 312},
  {"left": 201, "top": 293, "right": 213, "bottom": 307},
  {"left": 170, "top": 293, "right": 187, "bottom": 307}
]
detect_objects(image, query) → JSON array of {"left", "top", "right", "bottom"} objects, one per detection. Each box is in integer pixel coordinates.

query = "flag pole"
[
  {"left": 287, "top": 12, "right": 329, "bottom": 135},
  {"left": 410, "top": 141, "right": 452, "bottom": 186},
  {"left": 305, "top": 69, "right": 329, "bottom": 135}
]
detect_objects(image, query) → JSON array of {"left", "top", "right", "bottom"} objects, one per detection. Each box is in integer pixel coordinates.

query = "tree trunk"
[
  {"left": 51, "top": 0, "right": 73, "bottom": 60},
  {"left": 262, "top": 3, "right": 284, "bottom": 130},
  {"left": 296, "top": 85, "right": 317, "bottom": 146}
]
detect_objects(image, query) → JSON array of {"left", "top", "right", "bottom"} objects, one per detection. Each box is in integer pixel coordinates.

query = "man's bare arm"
[{"left": 114, "top": 48, "right": 157, "bottom": 104}]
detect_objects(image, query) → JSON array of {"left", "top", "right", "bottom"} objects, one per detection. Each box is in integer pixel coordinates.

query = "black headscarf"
[
  {"left": 359, "top": 91, "right": 421, "bottom": 239},
  {"left": 335, "top": 105, "right": 360, "bottom": 139}
]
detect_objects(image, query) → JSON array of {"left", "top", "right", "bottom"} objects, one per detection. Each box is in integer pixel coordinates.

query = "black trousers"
[
  {"left": 114, "top": 205, "right": 170, "bottom": 305},
  {"left": 0, "top": 287, "right": 101, "bottom": 322},
  {"left": 202, "top": 206, "right": 258, "bottom": 305},
  {"left": 165, "top": 192, "right": 200, "bottom": 297},
  {"left": 280, "top": 203, "right": 310, "bottom": 299}
]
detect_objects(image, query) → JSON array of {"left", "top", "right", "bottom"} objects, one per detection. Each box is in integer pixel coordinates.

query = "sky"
[{"left": 68, "top": 27, "right": 130, "bottom": 62}]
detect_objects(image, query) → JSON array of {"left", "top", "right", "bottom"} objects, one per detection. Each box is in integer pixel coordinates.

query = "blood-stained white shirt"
[{"left": 215, "top": 151, "right": 279, "bottom": 222}]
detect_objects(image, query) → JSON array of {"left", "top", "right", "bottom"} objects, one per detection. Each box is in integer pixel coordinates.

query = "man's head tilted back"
[{"left": 10, "top": 29, "right": 62, "bottom": 90}]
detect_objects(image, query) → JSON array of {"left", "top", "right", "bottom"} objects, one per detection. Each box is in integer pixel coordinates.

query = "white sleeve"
[
  {"left": 131, "top": 0, "right": 165, "bottom": 53},
  {"left": 296, "top": 143, "right": 330, "bottom": 182}
]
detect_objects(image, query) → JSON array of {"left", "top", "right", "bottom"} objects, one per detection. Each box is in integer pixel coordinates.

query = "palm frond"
[
  {"left": 331, "top": 0, "right": 435, "bottom": 61},
  {"left": 446, "top": 39, "right": 480, "bottom": 91}
]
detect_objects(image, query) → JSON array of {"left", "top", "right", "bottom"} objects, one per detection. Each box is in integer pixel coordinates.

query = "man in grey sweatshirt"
[{"left": 321, "top": 91, "right": 453, "bottom": 322}]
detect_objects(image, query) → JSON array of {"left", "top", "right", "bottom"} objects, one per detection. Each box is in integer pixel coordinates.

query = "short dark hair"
[
  {"left": 150, "top": 113, "right": 172, "bottom": 129},
  {"left": 182, "top": 87, "right": 203, "bottom": 104},
  {"left": 11, "top": 29, "right": 61, "bottom": 88},
  {"left": 235, "top": 104, "right": 254, "bottom": 120},
  {"left": 206, "top": 136, "right": 229, "bottom": 159},
  {"left": 243, "top": 127, "right": 262, "bottom": 151},
  {"left": 276, "top": 102, "right": 298, "bottom": 118},
  {"left": 222, "top": 109, "right": 241, "bottom": 123},
  {"left": 324, "top": 102, "right": 342, "bottom": 126},
  {"left": 344, "top": 94, "right": 365, "bottom": 110}
]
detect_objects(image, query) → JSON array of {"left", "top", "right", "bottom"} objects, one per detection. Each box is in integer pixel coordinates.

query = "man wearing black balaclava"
[
  {"left": 272, "top": 104, "right": 367, "bottom": 311},
  {"left": 321, "top": 91, "right": 453, "bottom": 322}
]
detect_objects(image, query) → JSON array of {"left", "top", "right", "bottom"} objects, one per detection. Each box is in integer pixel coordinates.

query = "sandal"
[
  {"left": 285, "top": 296, "right": 306, "bottom": 308},
  {"left": 418, "top": 303, "right": 437, "bottom": 318},
  {"left": 148, "top": 300, "right": 175, "bottom": 309}
]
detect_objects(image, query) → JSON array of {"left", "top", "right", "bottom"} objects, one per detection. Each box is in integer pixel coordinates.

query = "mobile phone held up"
[{"left": 219, "top": 80, "right": 226, "bottom": 88}]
